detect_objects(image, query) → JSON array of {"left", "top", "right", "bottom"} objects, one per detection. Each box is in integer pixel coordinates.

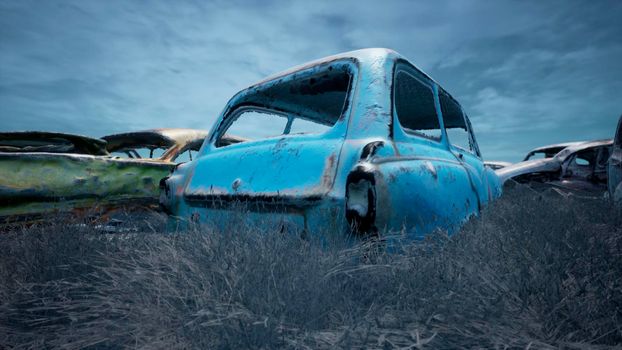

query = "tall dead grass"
[{"left": 1, "top": 186, "right": 621, "bottom": 349}]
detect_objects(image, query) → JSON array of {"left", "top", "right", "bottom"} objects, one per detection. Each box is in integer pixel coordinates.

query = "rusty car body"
[
  {"left": 609, "top": 115, "right": 622, "bottom": 202},
  {"left": 102, "top": 128, "right": 210, "bottom": 163},
  {"left": 522, "top": 141, "right": 583, "bottom": 161},
  {"left": 497, "top": 139, "right": 613, "bottom": 197},
  {"left": 0, "top": 129, "right": 209, "bottom": 223},
  {"left": 160, "top": 48, "right": 502, "bottom": 238}
]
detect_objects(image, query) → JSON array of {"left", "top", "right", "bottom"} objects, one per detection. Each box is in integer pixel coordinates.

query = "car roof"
[
  {"left": 249, "top": 48, "right": 437, "bottom": 89},
  {"left": 0, "top": 131, "right": 108, "bottom": 155},
  {"left": 102, "top": 128, "right": 209, "bottom": 152},
  {"left": 554, "top": 139, "right": 613, "bottom": 161},
  {"left": 528, "top": 141, "right": 585, "bottom": 154}
]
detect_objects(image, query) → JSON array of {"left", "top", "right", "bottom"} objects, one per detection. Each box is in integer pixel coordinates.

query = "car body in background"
[
  {"left": 0, "top": 131, "right": 109, "bottom": 156},
  {"left": 0, "top": 129, "right": 210, "bottom": 224},
  {"left": 101, "top": 128, "right": 210, "bottom": 163},
  {"left": 497, "top": 139, "right": 613, "bottom": 197},
  {"left": 608, "top": 115, "right": 622, "bottom": 202},
  {"left": 484, "top": 161, "right": 512, "bottom": 170},
  {"left": 522, "top": 141, "right": 584, "bottom": 161},
  {"left": 160, "top": 48, "right": 502, "bottom": 238}
]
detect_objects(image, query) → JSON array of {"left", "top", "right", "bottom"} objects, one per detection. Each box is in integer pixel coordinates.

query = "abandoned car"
[
  {"left": 609, "top": 115, "right": 622, "bottom": 202},
  {"left": 497, "top": 139, "right": 613, "bottom": 196},
  {"left": 522, "top": 141, "right": 583, "bottom": 161},
  {"left": 160, "top": 48, "right": 502, "bottom": 238},
  {"left": 102, "top": 128, "right": 210, "bottom": 163},
  {"left": 0, "top": 129, "right": 209, "bottom": 223}
]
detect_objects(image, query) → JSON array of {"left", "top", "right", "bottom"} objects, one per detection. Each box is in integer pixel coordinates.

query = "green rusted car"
[{"left": 0, "top": 129, "right": 210, "bottom": 224}]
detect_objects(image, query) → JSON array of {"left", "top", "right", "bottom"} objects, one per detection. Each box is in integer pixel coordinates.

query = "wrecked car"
[
  {"left": 523, "top": 141, "right": 583, "bottom": 161},
  {"left": 609, "top": 115, "right": 622, "bottom": 202},
  {"left": 102, "top": 128, "right": 212, "bottom": 163},
  {"left": 497, "top": 139, "right": 613, "bottom": 197},
  {"left": 0, "top": 129, "right": 210, "bottom": 223},
  {"left": 160, "top": 48, "right": 502, "bottom": 238}
]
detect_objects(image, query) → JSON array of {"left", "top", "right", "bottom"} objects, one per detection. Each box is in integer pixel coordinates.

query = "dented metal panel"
[
  {"left": 0, "top": 153, "right": 170, "bottom": 220},
  {"left": 160, "top": 48, "right": 502, "bottom": 238},
  {"left": 0, "top": 128, "right": 210, "bottom": 223}
]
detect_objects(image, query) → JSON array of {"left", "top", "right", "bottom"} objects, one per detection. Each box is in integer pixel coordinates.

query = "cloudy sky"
[{"left": 1, "top": 0, "right": 620, "bottom": 161}]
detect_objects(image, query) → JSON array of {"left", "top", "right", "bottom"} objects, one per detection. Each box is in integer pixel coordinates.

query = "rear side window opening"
[
  {"left": 216, "top": 61, "right": 354, "bottom": 148},
  {"left": 439, "top": 90, "right": 477, "bottom": 155},
  {"left": 111, "top": 147, "right": 167, "bottom": 159},
  {"left": 393, "top": 69, "right": 442, "bottom": 141}
]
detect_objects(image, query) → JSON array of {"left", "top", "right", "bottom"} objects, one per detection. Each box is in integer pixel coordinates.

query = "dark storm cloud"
[{"left": 0, "top": 0, "right": 620, "bottom": 161}]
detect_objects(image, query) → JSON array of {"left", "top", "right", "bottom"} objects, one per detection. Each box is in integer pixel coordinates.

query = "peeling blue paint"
[{"left": 160, "top": 48, "right": 502, "bottom": 239}]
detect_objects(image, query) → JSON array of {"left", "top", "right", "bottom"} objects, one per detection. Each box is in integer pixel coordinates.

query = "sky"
[{"left": 1, "top": 0, "right": 620, "bottom": 162}]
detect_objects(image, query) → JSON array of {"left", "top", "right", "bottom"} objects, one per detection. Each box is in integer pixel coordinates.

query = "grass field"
[{"left": 1, "top": 186, "right": 621, "bottom": 349}]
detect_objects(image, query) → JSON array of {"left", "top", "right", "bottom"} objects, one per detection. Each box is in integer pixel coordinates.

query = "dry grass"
[{"left": 1, "top": 186, "right": 621, "bottom": 349}]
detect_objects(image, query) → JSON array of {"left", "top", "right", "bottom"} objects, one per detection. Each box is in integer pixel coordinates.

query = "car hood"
[{"left": 495, "top": 158, "right": 561, "bottom": 184}]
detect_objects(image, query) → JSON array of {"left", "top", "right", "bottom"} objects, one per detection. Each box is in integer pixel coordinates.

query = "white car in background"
[
  {"left": 497, "top": 139, "right": 613, "bottom": 197},
  {"left": 522, "top": 141, "right": 584, "bottom": 161}
]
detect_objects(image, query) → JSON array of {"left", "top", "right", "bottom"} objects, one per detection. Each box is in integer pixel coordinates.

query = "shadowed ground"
[{"left": 1, "top": 185, "right": 621, "bottom": 349}]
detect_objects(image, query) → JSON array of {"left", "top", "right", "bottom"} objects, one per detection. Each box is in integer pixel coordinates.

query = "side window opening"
[
  {"left": 394, "top": 70, "right": 442, "bottom": 140},
  {"left": 525, "top": 152, "right": 544, "bottom": 161},
  {"left": 566, "top": 149, "right": 596, "bottom": 179},
  {"left": 171, "top": 139, "right": 206, "bottom": 162},
  {"left": 111, "top": 147, "right": 167, "bottom": 159},
  {"left": 575, "top": 156, "right": 590, "bottom": 166},
  {"left": 216, "top": 62, "right": 353, "bottom": 148},
  {"left": 439, "top": 90, "right": 472, "bottom": 153}
]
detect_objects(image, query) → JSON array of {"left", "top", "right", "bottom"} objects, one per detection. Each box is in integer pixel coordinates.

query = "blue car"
[{"left": 160, "top": 49, "right": 501, "bottom": 238}]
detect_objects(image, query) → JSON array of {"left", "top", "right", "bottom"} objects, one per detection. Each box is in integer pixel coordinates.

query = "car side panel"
[
  {"left": 371, "top": 156, "right": 478, "bottom": 237},
  {"left": 0, "top": 153, "right": 171, "bottom": 220},
  {"left": 370, "top": 140, "right": 479, "bottom": 237}
]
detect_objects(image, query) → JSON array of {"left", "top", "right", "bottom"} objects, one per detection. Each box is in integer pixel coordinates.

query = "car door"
[
  {"left": 438, "top": 90, "right": 490, "bottom": 207},
  {"left": 384, "top": 64, "right": 479, "bottom": 235}
]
